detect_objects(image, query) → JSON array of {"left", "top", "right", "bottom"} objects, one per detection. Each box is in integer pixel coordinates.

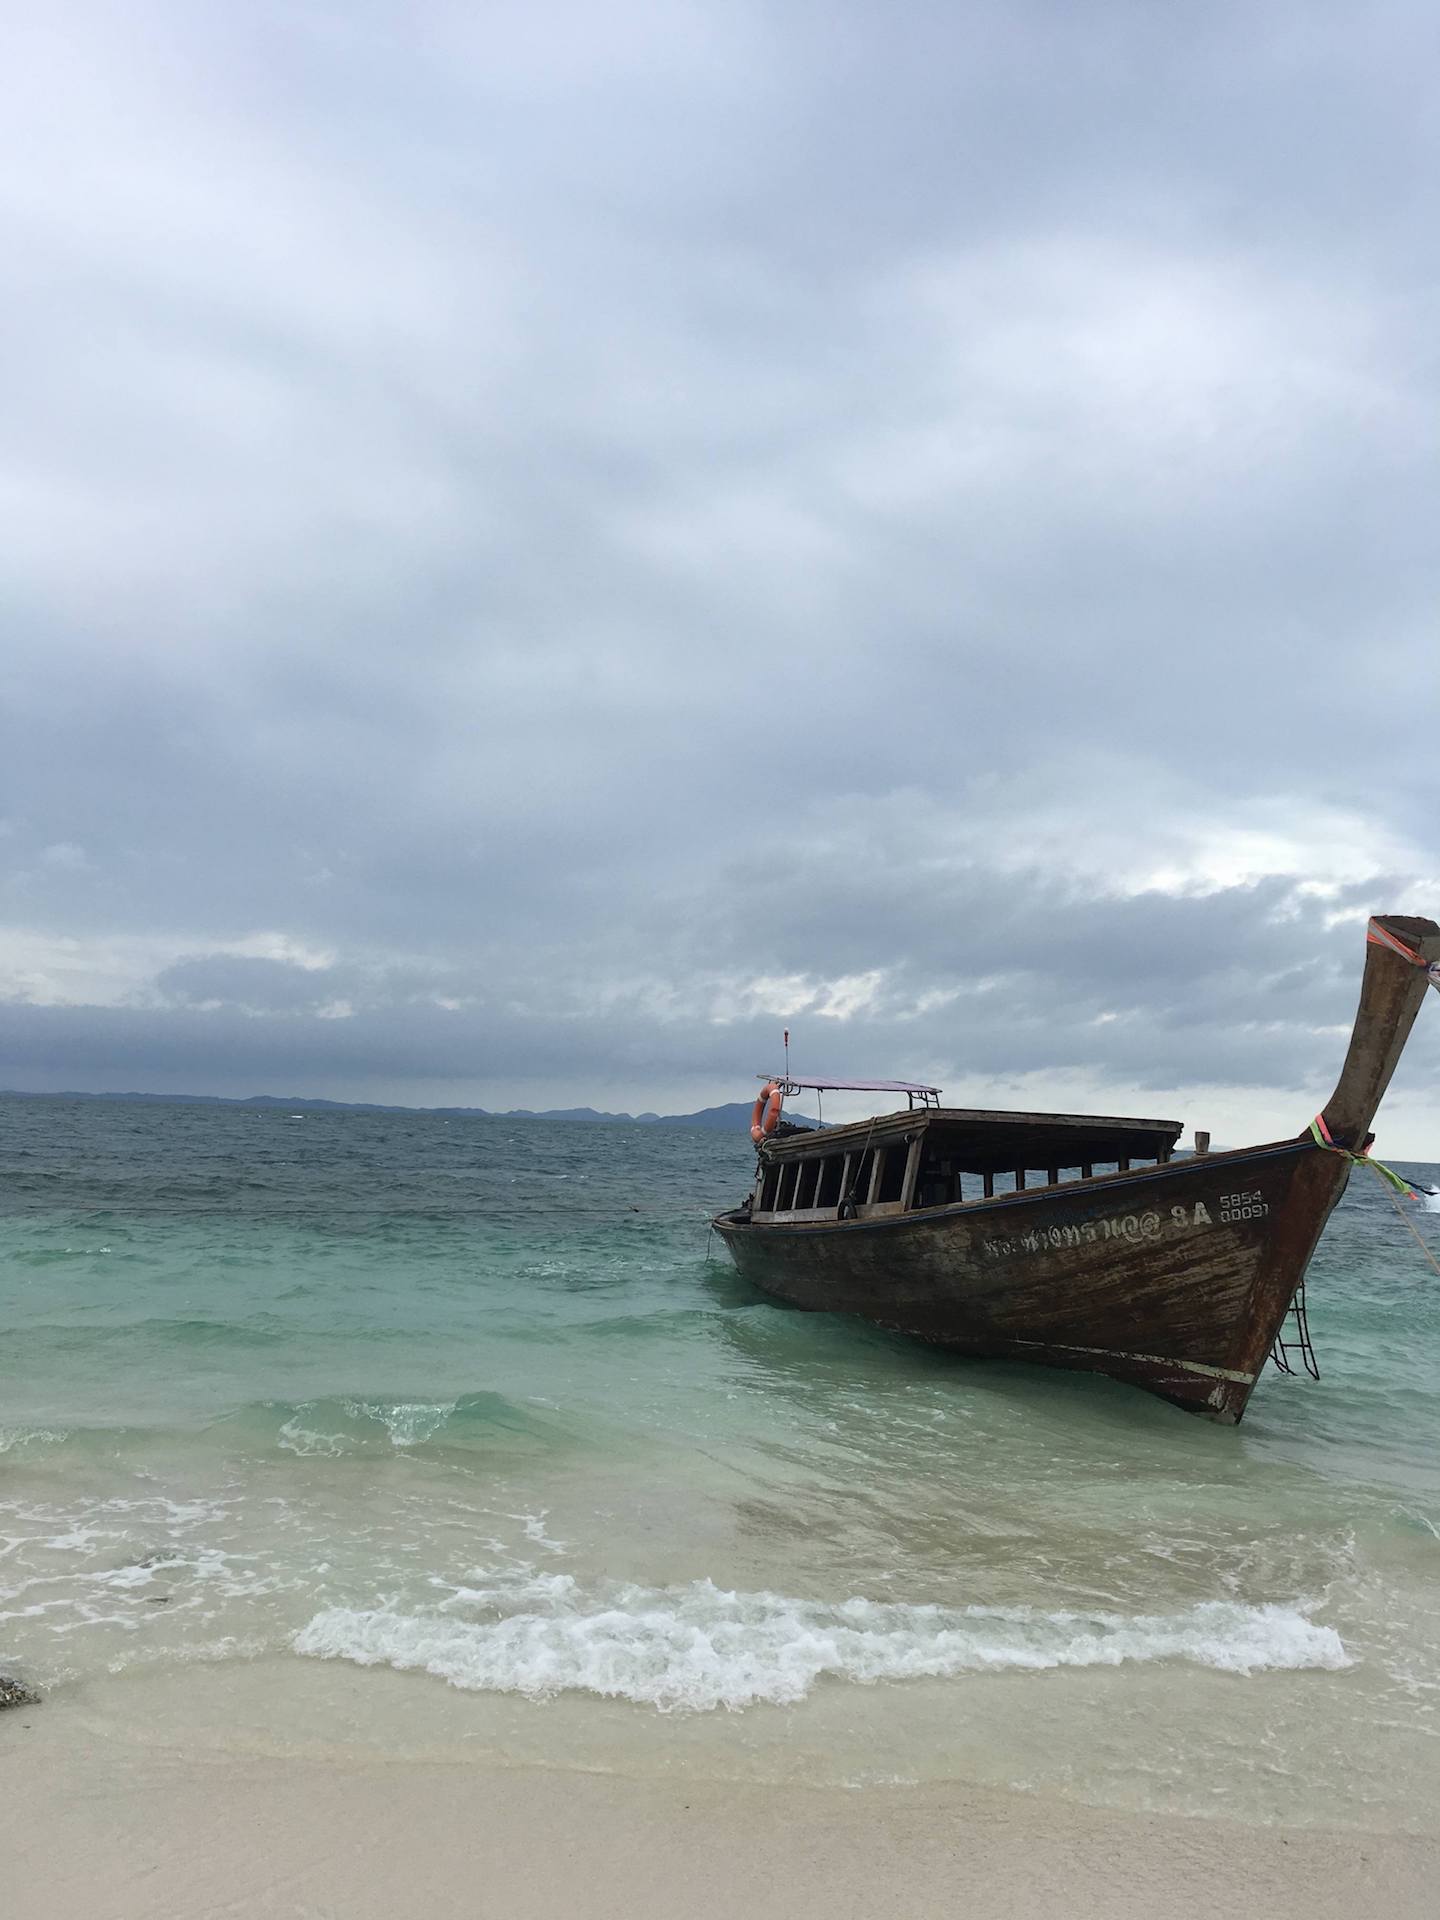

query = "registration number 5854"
[{"left": 1220, "top": 1190, "right": 1268, "bottom": 1222}]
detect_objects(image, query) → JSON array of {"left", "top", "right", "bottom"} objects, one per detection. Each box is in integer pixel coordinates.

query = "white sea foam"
[
  {"left": 438, "top": 1568, "right": 578, "bottom": 1610},
  {"left": 0, "top": 1427, "right": 70, "bottom": 1453},
  {"left": 511, "top": 1511, "right": 567, "bottom": 1555},
  {"left": 294, "top": 1579, "right": 1351, "bottom": 1712},
  {"left": 341, "top": 1400, "right": 456, "bottom": 1448},
  {"left": 85, "top": 1561, "right": 175, "bottom": 1591},
  {"left": 277, "top": 1419, "right": 349, "bottom": 1458}
]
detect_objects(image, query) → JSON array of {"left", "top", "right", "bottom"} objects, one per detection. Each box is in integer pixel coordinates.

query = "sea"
[{"left": 2, "top": 1096, "right": 1439, "bottom": 1831}]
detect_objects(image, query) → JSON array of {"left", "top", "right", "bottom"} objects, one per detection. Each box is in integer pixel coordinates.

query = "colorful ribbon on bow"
[
  {"left": 1310, "top": 1112, "right": 1418, "bottom": 1196},
  {"left": 1367, "top": 918, "right": 1440, "bottom": 993}
]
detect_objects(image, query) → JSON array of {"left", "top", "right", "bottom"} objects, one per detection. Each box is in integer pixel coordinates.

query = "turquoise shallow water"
[{"left": 2, "top": 1096, "right": 1439, "bottom": 1828}]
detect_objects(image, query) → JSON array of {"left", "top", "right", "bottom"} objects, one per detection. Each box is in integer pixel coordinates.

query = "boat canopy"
[
  {"left": 749, "top": 1103, "right": 1185, "bottom": 1221},
  {"left": 760, "top": 1073, "right": 943, "bottom": 1110},
  {"left": 760, "top": 1105, "right": 1182, "bottom": 1170}
]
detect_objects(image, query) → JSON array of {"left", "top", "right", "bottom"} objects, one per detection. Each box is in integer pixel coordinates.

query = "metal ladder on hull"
[{"left": 1269, "top": 1279, "right": 1319, "bottom": 1379}]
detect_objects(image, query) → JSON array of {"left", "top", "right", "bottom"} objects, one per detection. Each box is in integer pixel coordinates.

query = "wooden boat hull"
[{"left": 714, "top": 1138, "right": 1350, "bottom": 1421}]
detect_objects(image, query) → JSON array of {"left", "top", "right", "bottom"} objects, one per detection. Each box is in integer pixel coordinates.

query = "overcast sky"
[{"left": 3, "top": 1, "right": 1438, "bottom": 1150}]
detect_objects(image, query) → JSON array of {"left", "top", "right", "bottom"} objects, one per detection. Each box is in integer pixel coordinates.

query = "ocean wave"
[
  {"left": 275, "top": 1400, "right": 458, "bottom": 1453},
  {"left": 0, "top": 1426, "right": 71, "bottom": 1453},
  {"left": 0, "top": 1392, "right": 572, "bottom": 1461},
  {"left": 13, "top": 1247, "right": 115, "bottom": 1263},
  {"left": 294, "top": 1579, "right": 1351, "bottom": 1711},
  {"left": 17, "top": 1317, "right": 292, "bottom": 1348},
  {"left": 261, "top": 1391, "right": 569, "bottom": 1456}
]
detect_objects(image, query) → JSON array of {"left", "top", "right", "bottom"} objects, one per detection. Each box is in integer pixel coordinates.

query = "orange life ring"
[{"left": 750, "top": 1081, "right": 783, "bottom": 1145}]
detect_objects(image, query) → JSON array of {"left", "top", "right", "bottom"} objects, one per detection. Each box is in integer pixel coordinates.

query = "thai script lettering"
[{"left": 981, "top": 1199, "right": 1224, "bottom": 1261}]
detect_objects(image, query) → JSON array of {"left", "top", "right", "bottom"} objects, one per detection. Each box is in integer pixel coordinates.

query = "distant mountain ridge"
[{"left": 0, "top": 1089, "right": 819, "bottom": 1132}]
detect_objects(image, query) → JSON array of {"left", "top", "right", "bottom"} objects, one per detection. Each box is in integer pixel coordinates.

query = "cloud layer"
[{"left": 3, "top": 1, "right": 1438, "bottom": 1148}]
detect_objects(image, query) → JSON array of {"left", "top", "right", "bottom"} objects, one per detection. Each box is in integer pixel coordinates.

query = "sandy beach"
[{"left": 3, "top": 1684, "right": 1434, "bottom": 1920}]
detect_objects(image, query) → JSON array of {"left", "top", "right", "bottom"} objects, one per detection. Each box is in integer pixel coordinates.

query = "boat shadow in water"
[{"left": 702, "top": 1277, "right": 1250, "bottom": 1444}]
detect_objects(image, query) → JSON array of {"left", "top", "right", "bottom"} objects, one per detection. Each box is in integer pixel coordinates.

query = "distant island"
[{"left": 0, "top": 1089, "right": 820, "bottom": 1131}]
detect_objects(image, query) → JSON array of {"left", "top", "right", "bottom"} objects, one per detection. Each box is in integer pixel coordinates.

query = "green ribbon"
[
  {"left": 1364, "top": 1157, "right": 1418, "bottom": 1198},
  {"left": 1309, "top": 1118, "right": 1416, "bottom": 1197}
]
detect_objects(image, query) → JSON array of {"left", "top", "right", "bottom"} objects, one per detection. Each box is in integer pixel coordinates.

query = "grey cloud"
[
  {"left": 2, "top": 1, "right": 1438, "bottom": 1142},
  {"left": 4, "top": 878, "right": 1430, "bottom": 1123},
  {"left": 153, "top": 955, "right": 357, "bottom": 1015}
]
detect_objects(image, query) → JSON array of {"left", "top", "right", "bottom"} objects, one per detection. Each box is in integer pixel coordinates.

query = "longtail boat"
[{"left": 712, "top": 915, "right": 1440, "bottom": 1421}]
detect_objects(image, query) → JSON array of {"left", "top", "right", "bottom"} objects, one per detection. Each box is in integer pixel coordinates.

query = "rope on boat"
[
  {"left": 1282, "top": 922, "right": 1440, "bottom": 1301},
  {"left": 839, "top": 1115, "right": 881, "bottom": 1217},
  {"left": 1309, "top": 1115, "right": 1440, "bottom": 1281},
  {"left": 1366, "top": 916, "right": 1440, "bottom": 993},
  {"left": 1325, "top": 921, "right": 1440, "bottom": 1273},
  {"left": 1372, "top": 1175, "right": 1440, "bottom": 1281},
  {"left": 1309, "top": 1115, "right": 1415, "bottom": 1195}
]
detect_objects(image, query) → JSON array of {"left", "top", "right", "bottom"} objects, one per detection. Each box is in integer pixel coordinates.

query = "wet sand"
[{"left": 3, "top": 1694, "right": 1433, "bottom": 1920}]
